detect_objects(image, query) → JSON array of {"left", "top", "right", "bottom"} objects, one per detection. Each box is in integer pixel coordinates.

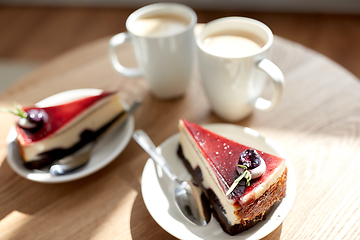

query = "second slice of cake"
[{"left": 16, "top": 91, "right": 126, "bottom": 169}]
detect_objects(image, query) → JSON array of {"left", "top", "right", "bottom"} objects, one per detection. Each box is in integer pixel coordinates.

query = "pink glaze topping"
[
  {"left": 17, "top": 92, "right": 114, "bottom": 143},
  {"left": 181, "top": 119, "right": 285, "bottom": 202}
]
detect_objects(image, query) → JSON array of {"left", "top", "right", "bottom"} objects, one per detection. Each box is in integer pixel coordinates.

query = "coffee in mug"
[
  {"left": 202, "top": 31, "right": 266, "bottom": 58},
  {"left": 109, "top": 3, "right": 197, "bottom": 100},
  {"left": 131, "top": 14, "right": 190, "bottom": 37},
  {"left": 196, "top": 17, "right": 285, "bottom": 122}
]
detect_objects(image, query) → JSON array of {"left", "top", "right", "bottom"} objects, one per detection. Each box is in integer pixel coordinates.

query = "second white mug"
[
  {"left": 109, "top": 3, "right": 197, "bottom": 99},
  {"left": 196, "top": 17, "right": 285, "bottom": 122}
]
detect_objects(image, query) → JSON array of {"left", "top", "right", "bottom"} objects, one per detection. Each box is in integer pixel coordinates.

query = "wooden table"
[{"left": 1, "top": 34, "right": 360, "bottom": 239}]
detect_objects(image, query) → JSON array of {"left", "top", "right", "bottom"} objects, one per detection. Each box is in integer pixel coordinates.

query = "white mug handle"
[
  {"left": 108, "top": 32, "right": 142, "bottom": 78},
  {"left": 254, "top": 59, "right": 285, "bottom": 111}
]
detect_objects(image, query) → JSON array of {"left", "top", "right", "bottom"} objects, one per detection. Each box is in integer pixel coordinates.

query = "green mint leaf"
[
  {"left": 226, "top": 169, "right": 252, "bottom": 196},
  {"left": 0, "top": 108, "right": 17, "bottom": 115},
  {"left": 0, "top": 103, "right": 27, "bottom": 118},
  {"left": 14, "top": 102, "right": 27, "bottom": 118},
  {"left": 238, "top": 165, "right": 248, "bottom": 170},
  {"left": 226, "top": 167, "right": 254, "bottom": 196},
  {"left": 226, "top": 171, "right": 246, "bottom": 196},
  {"left": 245, "top": 171, "right": 251, "bottom": 187}
]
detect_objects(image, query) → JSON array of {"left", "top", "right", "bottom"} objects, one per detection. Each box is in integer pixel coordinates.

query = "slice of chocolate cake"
[{"left": 178, "top": 119, "right": 287, "bottom": 235}]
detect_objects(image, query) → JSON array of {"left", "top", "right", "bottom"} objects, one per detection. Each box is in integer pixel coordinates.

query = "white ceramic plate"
[
  {"left": 6, "top": 89, "right": 134, "bottom": 183},
  {"left": 141, "top": 124, "right": 296, "bottom": 240}
]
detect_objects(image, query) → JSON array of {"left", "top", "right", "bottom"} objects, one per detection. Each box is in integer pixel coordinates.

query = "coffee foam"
[
  {"left": 131, "top": 14, "right": 189, "bottom": 37},
  {"left": 202, "top": 31, "right": 266, "bottom": 58}
]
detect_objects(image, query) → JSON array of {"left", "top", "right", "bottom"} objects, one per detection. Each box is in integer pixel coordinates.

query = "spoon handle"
[{"left": 133, "top": 130, "right": 178, "bottom": 182}]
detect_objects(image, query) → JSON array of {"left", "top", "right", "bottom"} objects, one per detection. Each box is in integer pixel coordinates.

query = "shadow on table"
[
  {"left": 261, "top": 223, "right": 282, "bottom": 240},
  {"left": 0, "top": 158, "right": 51, "bottom": 220},
  {"left": 0, "top": 154, "right": 137, "bottom": 240},
  {"left": 130, "top": 193, "right": 177, "bottom": 240}
]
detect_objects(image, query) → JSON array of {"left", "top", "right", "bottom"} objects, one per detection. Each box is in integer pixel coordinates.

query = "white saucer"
[
  {"left": 141, "top": 124, "right": 296, "bottom": 240},
  {"left": 6, "top": 89, "right": 134, "bottom": 183}
]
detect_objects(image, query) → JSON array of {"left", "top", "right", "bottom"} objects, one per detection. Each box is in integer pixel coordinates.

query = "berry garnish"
[
  {"left": 238, "top": 149, "right": 261, "bottom": 170},
  {"left": 20, "top": 109, "right": 48, "bottom": 130},
  {"left": 226, "top": 149, "right": 266, "bottom": 197},
  {"left": 27, "top": 109, "right": 47, "bottom": 124},
  {"left": 1, "top": 103, "right": 47, "bottom": 130}
]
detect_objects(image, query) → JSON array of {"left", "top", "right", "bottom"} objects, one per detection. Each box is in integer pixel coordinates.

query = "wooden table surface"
[{"left": 1, "top": 32, "right": 360, "bottom": 239}]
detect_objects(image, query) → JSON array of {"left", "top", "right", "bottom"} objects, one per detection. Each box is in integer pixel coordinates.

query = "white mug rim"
[
  {"left": 196, "top": 17, "right": 273, "bottom": 59},
  {"left": 126, "top": 3, "right": 197, "bottom": 39}
]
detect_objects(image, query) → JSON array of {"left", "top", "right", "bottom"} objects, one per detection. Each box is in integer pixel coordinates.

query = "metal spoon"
[
  {"left": 48, "top": 141, "right": 95, "bottom": 175},
  {"left": 49, "top": 100, "right": 141, "bottom": 175},
  {"left": 132, "top": 130, "right": 211, "bottom": 226}
]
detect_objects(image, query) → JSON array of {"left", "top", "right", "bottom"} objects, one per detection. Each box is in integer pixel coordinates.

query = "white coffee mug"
[
  {"left": 196, "top": 17, "right": 284, "bottom": 122},
  {"left": 109, "top": 3, "right": 197, "bottom": 99}
]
